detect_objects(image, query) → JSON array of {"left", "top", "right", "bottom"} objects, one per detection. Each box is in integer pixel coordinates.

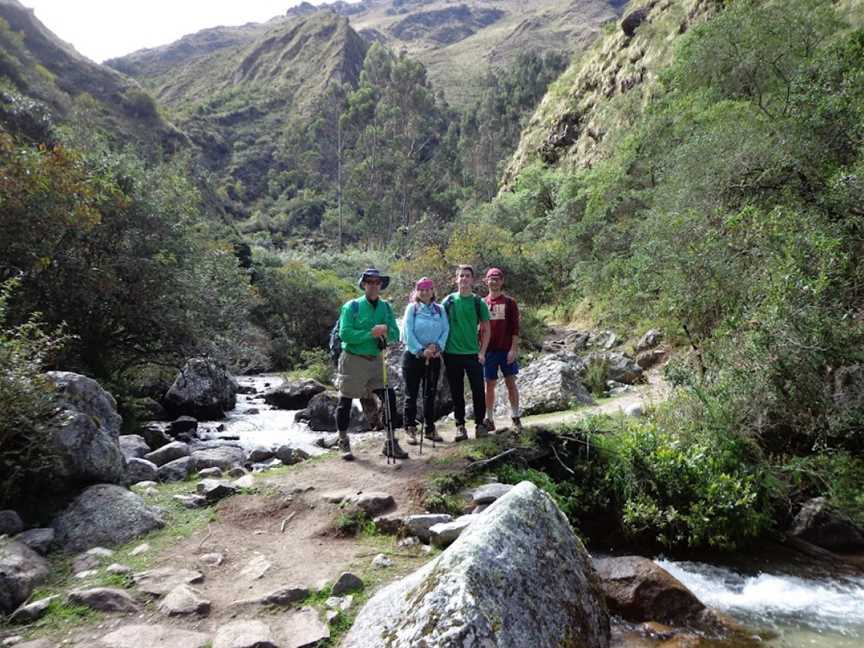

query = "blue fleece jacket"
[{"left": 401, "top": 301, "right": 449, "bottom": 356}]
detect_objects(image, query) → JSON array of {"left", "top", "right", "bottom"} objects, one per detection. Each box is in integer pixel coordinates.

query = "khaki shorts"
[{"left": 336, "top": 352, "right": 385, "bottom": 399}]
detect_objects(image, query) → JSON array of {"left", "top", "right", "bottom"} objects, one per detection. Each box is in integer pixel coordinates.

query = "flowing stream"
[{"left": 656, "top": 559, "right": 864, "bottom": 647}]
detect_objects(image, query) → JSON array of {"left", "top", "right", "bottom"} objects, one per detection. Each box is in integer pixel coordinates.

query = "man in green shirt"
[
  {"left": 442, "top": 264, "right": 491, "bottom": 442},
  {"left": 335, "top": 267, "right": 406, "bottom": 461}
]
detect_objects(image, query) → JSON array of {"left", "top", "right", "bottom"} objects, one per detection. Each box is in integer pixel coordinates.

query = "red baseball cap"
[{"left": 485, "top": 267, "right": 504, "bottom": 280}]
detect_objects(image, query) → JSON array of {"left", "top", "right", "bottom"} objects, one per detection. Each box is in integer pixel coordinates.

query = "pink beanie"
[{"left": 415, "top": 277, "right": 434, "bottom": 290}]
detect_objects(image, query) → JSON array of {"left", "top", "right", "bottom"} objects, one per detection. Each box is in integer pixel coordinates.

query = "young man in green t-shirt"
[
  {"left": 334, "top": 267, "right": 405, "bottom": 461},
  {"left": 442, "top": 265, "right": 491, "bottom": 442}
]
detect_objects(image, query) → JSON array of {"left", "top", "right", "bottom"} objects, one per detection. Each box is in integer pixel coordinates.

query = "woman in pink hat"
[{"left": 400, "top": 277, "right": 449, "bottom": 445}]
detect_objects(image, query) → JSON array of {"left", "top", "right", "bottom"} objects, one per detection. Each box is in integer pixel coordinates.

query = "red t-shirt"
[{"left": 484, "top": 294, "right": 520, "bottom": 352}]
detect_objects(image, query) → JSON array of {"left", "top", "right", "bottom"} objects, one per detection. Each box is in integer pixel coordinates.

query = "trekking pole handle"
[{"left": 377, "top": 336, "right": 387, "bottom": 350}]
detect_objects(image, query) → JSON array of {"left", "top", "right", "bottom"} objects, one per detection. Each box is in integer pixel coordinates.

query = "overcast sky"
[{"left": 22, "top": 1, "right": 322, "bottom": 62}]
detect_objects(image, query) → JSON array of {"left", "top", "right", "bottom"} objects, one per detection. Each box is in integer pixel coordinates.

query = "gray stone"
[
  {"left": 239, "top": 555, "right": 271, "bottom": 581},
  {"left": 157, "top": 456, "right": 196, "bottom": 482},
  {"left": 133, "top": 567, "right": 203, "bottom": 596},
  {"left": 472, "top": 483, "right": 513, "bottom": 504},
  {"left": 0, "top": 510, "right": 23, "bottom": 536},
  {"left": 198, "top": 466, "right": 223, "bottom": 478},
  {"left": 13, "top": 528, "right": 54, "bottom": 555},
  {"left": 199, "top": 552, "right": 224, "bottom": 566},
  {"left": 106, "top": 563, "right": 132, "bottom": 575},
  {"left": 168, "top": 416, "right": 198, "bottom": 435},
  {"left": 295, "top": 391, "right": 366, "bottom": 432},
  {"left": 347, "top": 492, "right": 395, "bottom": 517},
  {"left": 9, "top": 595, "right": 58, "bottom": 624},
  {"left": 52, "top": 485, "right": 164, "bottom": 552},
  {"left": 164, "top": 357, "right": 237, "bottom": 420},
  {"left": 227, "top": 466, "right": 247, "bottom": 478},
  {"left": 274, "top": 445, "right": 296, "bottom": 464},
  {"left": 341, "top": 482, "right": 610, "bottom": 648},
  {"left": 233, "top": 474, "right": 256, "bottom": 489},
  {"left": 636, "top": 348, "right": 667, "bottom": 370},
  {"left": 282, "top": 607, "right": 330, "bottom": 647},
  {"left": 625, "top": 403, "right": 644, "bottom": 417},
  {"left": 125, "top": 458, "right": 158, "bottom": 484},
  {"left": 192, "top": 446, "right": 246, "bottom": 471},
  {"left": 429, "top": 515, "right": 476, "bottom": 548},
  {"left": 331, "top": 572, "right": 363, "bottom": 596},
  {"left": 118, "top": 435, "right": 150, "bottom": 460},
  {"left": 372, "top": 553, "right": 392, "bottom": 568},
  {"left": 315, "top": 433, "right": 339, "bottom": 449},
  {"left": 99, "top": 624, "right": 209, "bottom": 648},
  {"left": 158, "top": 583, "right": 211, "bottom": 616},
  {"left": 263, "top": 379, "right": 326, "bottom": 410},
  {"left": 196, "top": 479, "right": 239, "bottom": 502},
  {"left": 791, "top": 497, "right": 864, "bottom": 551},
  {"left": 636, "top": 329, "right": 663, "bottom": 352},
  {"left": 0, "top": 540, "right": 49, "bottom": 614},
  {"left": 321, "top": 489, "right": 355, "bottom": 504},
  {"left": 67, "top": 587, "right": 139, "bottom": 613},
  {"left": 247, "top": 446, "right": 274, "bottom": 463},
  {"left": 589, "top": 329, "right": 619, "bottom": 350},
  {"left": 9, "top": 640, "right": 54, "bottom": 648},
  {"left": 584, "top": 351, "right": 643, "bottom": 385},
  {"left": 232, "top": 586, "right": 309, "bottom": 608},
  {"left": 140, "top": 424, "right": 172, "bottom": 450},
  {"left": 73, "top": 547, "right": 114, "bottom": 573},
  {"left": 43, "top": 371, "right": 127, "bottom": 490},
  {"left": 374, "top": 514, "right": 406, "bottom": 536},
  {"left": 493, "top": 352, "right": 593, "bottom": 417},
  {"left": 622, "top": 6, "right": 650, "bottom": 37},
  {"left": 129, "top": 480, "right": 157, "bottom": 491},
  {"left": 405, "top": 514, "right": 452, "bottom": 542},
  {"left": 144, "top": 441, "right": 190, "bottom": 467},
  {"left": 213, "top": 620, "right": 276, "bottom": 648},
  {"left": 173, "top": 494, "right": 208, "bottom": 509}
]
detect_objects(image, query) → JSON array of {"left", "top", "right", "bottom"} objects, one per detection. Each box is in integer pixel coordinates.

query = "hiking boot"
[
  {"left": 511, "top": 416, "right": 524, "bottom": 435},
  {"left": 381, "top": 438, "right": 409, "bottom": 459},
  {"left": 482, "top": 418, "right": 496, "bottom": 432},
  {"left": 453, "top": 425, "right": 469, "bottom": 443},
  {"left": 338, "top": 435, "right": 354, "bottom": 461},
  {"left": 424, "top": 423, "right": 444, "bottom": 443},
  {"left": 475, "top": 422, "right": 489, "bottom": 439},
  {"left": 405, "top": 426, "right": 419, "bottom": 446}
]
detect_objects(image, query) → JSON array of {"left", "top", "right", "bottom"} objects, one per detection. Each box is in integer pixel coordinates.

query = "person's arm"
[
  {"left": 508, "top": 299, "right": 520, "bottom": 364},
  {"left": 435, "top": 306, "right": 449, "bottom": 355},
  {"left": 339, "top": 301, "right": 374, "bottom": 345},
  {"left": 478, "top": 299, "right": 491, "bottom": 363},
  {"left": 403, "top": 304, "right": 421, "bottom": 355},
  {"left": 385, "top": 301, "right": 400, "bottom": 345}
]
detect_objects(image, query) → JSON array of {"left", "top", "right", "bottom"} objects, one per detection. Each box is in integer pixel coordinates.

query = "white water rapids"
[{"left": 657, "top": 559, "right": 864, "bottom": 646}]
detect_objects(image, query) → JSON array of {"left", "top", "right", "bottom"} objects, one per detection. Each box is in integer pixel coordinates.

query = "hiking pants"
[
  {"left": 336, "top": 388, "right": 397, "bottom": 434},
  {"left": 401, "top": 351, "right": 441, "bottom": 429},
  {"left": 443, "top": 352, "right": 485, "bottom": 427}
]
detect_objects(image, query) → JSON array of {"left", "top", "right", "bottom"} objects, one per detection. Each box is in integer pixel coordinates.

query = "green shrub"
[
  {"left": 0, "top": 279, "right": 69, "bottom": 509},
  {"left": 583, "top": 357, "right": 609, "bottom": 398},
  {"left": 287, "top": 349, "right": 335, "bottom": 386}
]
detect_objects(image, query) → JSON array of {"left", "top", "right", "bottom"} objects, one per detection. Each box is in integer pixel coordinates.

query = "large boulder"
[
  {"left": 341, "top": 481, "right": 610, "bottom": 648},
  {"left": 0, "top": 538, "right": 50, "bottom": 614},
  {"left": 790, "top": 497, "right": 864, "bottom": 551},
  {"left": 592, "top": 556, "right": 708, "bottom": 626},
  {"left": 52, "top": 484, "right": 165, "bottom": 552},
  {"left": 492, "top": 352, "right": 593, "bottom": 417},
  {"left": 163, "top": 358, "right": 237, "bottom": 420},
  {"left": 118, "top": 435, "right": 150, "bottom": 460},
  {"left": 43, "top": 371, "right": 127, "bottom": 489},
  {"left": 294, "top": 392, "right": 367, "bottom": 432},
  {"left": 263, "top": 379, "right": 326, "bottom": 410}
]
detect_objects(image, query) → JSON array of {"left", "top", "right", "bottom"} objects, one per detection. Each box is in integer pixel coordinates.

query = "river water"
[{"left": 657, "top": 559, "right": 864, "bottom": 647}]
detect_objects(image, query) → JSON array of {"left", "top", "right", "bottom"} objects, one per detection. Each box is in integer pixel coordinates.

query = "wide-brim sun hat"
[{"left": 358, "top": 267, "right": 390, "bottom": 290}]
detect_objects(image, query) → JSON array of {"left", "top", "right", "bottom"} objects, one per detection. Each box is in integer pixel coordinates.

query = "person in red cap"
[
  {"left": 400, "top": 277, "right": 449, "bottom": 445},
  {"left": 482, "top": 267, "right": 522, "bottom": 434}
]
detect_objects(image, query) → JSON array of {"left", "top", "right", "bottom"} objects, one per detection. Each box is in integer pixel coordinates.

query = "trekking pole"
[
  {"left": 419, "top": 357, "right": 429, "bottom": 456},
  {"left": 426, "top": 358, "right": 435, "bottom": 450},
  {"left": 379, "top": 337, "right": 397, "bottom": 464}
]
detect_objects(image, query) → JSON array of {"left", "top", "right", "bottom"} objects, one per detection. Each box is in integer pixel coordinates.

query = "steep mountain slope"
[
  {"left": 0, "top": 0, "right": 181, "bottom": 151},
  {"left": 108, "top": 0, "right": 627, "bottom": 109},
  {"left": 501, "top": 0, "right": 717, "bottom": 187}
]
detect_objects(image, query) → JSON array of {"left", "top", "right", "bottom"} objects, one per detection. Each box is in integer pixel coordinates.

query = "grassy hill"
[{"left": 0, "top": 0, "right": 182, "bottom": 152}]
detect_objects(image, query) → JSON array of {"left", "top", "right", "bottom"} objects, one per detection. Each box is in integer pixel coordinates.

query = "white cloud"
[{"left": 21, "top": 1, "right": 320, "bottom": 62}]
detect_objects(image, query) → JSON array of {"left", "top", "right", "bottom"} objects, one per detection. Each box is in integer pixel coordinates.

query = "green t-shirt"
[{"left": 443, "top": 293, "right": 490, "bottom": 355}]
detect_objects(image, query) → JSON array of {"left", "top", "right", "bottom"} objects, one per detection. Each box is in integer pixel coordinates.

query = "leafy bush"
[
  {"left": 287, "top": 349, "right": 335, "bottom": 386},
  {"left": 582, "top": 357, "right": 609, "bottom": 398},
  {"left": 0, "top": 279, "right": 69, "bottom": 509}
]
